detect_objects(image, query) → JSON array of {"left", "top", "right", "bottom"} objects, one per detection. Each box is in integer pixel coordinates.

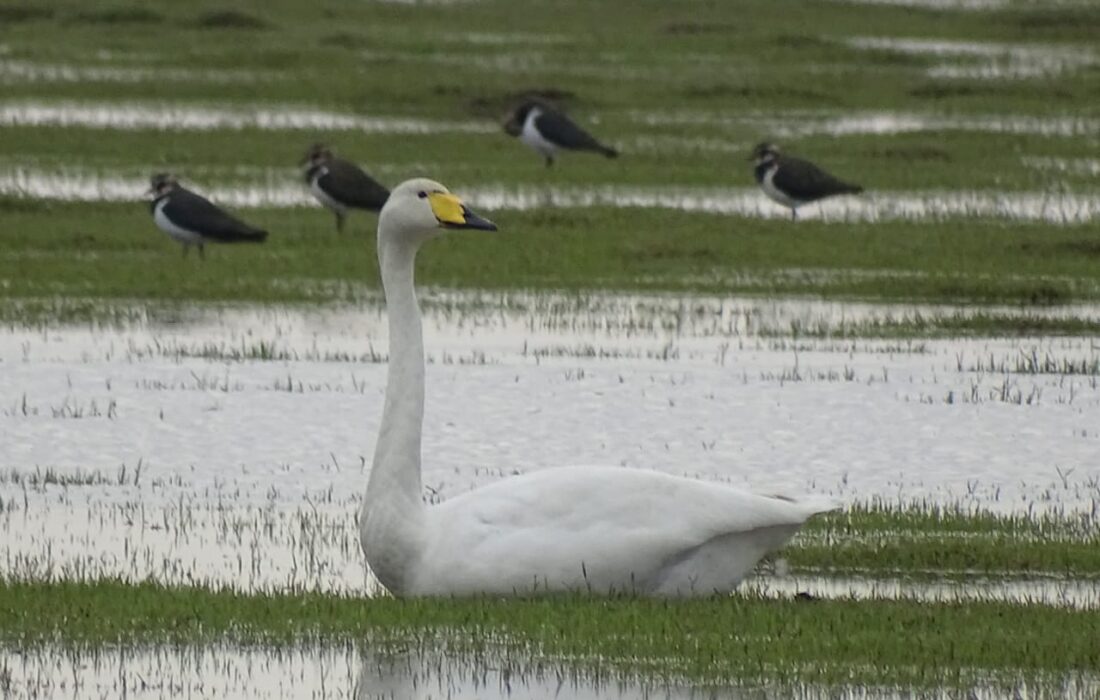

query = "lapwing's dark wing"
[
  {"left": 319, "top": 159, "right": 390, "bottom": 211},
  {"left": 535, "top": 110, "right": 617, "bottom": 156},
  {"left": 773, "top": 157, "right": 862, "bottom": 202},
  {"left": 164, "top": 188, "right": 267, "bottom": 242}
]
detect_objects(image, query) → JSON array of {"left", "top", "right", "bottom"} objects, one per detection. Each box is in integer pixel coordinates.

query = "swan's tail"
[{"left": 769, "top": 493, "right": 841, "bottom": 517}]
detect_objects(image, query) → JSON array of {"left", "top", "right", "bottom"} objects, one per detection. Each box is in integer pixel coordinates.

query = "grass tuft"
[
  {"left": 194, "top": 10, "right": 269, "bottom": 30},
  {"left": 72, "top": 7, "right": 164, "bottom": 24},
  {"left": 0, "top": 4, "right": 53, "bottom": 22},
  {"left": 0, "top": 578, "right": 1097, "bottom": 687}
]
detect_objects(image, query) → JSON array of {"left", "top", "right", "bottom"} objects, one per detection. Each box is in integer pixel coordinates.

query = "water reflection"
[
  {"left": 3, "top": 643, "right": 1097, "bottom": 699},
  {"left": 355, "top": 652, "right": 738, "bottom": 700}
]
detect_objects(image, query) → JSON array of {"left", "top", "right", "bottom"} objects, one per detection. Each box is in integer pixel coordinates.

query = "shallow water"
[
  {"left": 0, "top": 295, "right": 1097, "bottom": 593},
  {"left": 630, "top": 109, "right": 1100, "bottom": 139},
  {"left": 750, "top": 573, "right": 1100, "bottom": 609},
  {"left": 844, "top": 36, "right": 1097, "bottom": 79},
  {"left": 3, "top": 167, "right": 1099, "bottom": 223},
  {"left": 0, "top": 100, "right": 494, "bottom": 134},
  {"left": 1023, "top": 156, "right": 1100, "bottom": 178},
  {"left": 1, "top": 644, "right": 1096, "bottom": 699},
  {"left": 0, "top": 59, "right": 274, "bottom": 85},
  {"left": 0, "top": 644, "right": 739, "bottom": 699}
]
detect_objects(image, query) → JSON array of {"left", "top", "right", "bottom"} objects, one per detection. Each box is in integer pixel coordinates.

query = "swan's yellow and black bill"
[{"left": 428, "top": 192, "right": 497, "bottom": 231}]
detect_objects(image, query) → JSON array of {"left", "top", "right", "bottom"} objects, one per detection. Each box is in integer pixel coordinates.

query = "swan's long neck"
[{"left": 362, "top": 234, "right": 426, "bottom": 594}]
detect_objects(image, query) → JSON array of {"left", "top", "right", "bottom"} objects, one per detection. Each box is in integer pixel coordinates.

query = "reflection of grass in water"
[{"left": 0, "top": 578, "right": 1097, "bottom": 688}]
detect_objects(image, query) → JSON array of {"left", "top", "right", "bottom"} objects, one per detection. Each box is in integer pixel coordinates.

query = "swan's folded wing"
[{"left": 419, "top": 465, "right": 832, "bottom": 595}]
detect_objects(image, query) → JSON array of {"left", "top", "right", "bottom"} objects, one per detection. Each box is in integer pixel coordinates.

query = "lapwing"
[
  {"left": 750, "top": 142, "right": 863, "bottom": 220},
  {"left": 503, "top": 101, "right": 618, "bottom": 167},
  {"left": 301, "top": 143, "right": 390, "bottom": 232},
  {"left": 147, "top": 173, "right": 267, "bottom": 259}
]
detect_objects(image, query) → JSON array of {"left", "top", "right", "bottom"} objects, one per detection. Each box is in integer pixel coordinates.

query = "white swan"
[{"left": 362, "top": 178, "right": 835, "bottom": 597}]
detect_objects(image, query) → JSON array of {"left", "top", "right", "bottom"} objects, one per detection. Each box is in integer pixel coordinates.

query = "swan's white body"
[{"left": 361, "top": 179, "right": 834, "bottom": 598}]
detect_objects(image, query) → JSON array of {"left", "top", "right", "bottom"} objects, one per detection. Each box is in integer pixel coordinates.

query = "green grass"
[
  {"left": 1, "top": 578, "right": 1097, "bottom": 688},
  {"left": 1, "top": 0, "right": 1100, "bottom": 325},
  {"left": 2, "top": 200, "right": 1100, "bottom": 330},
  {"left": 787, "top": 504, "right": 1100, "bottom": 577}
]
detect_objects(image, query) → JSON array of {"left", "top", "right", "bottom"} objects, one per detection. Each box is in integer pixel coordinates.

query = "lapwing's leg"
[
  {"left": 335, "top": 211, "right": 345, "bottom": 234},
  {"left": 198, "top": 244, "right": 205, "bottom": 261},
  {"left": 544, "top": 156, "right": 554, "bottom": 168},
  {"left": 791, "top": 208, "right": 798, "bottom": 222}
]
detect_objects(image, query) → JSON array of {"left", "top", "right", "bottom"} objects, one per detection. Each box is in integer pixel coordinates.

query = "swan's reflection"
[{"left": 353, "top": 650, "right": 745, "bottom": 700}]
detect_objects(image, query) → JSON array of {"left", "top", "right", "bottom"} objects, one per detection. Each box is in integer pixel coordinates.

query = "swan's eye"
[{"left": 417, "top": 191, "right": 427, "bottom": 199}]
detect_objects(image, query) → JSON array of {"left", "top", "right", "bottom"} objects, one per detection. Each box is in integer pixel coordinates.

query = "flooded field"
[
  {"left": 2, "top": 0, "right": 1099, "bottom": 694},
  {"left": 629, "top": 110, "right": 1100, "bottom": 139},
  {"left": 1, "top": 294, "right": 1097, "bottom": 595},
  {"left": 3, "top": 167, "right": 1099, "bottom": 223}
]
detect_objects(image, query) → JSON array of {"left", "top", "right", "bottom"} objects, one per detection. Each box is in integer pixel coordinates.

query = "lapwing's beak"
[{"left": 428, "top": 192, "right": 497, "bottom": 231}]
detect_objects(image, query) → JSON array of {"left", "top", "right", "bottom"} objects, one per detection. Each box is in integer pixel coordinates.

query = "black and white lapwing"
[
  {"left": 503, "top": 101, "right": 618, "bottom": 167},
  {"left": 750, "top": 142, "right": 863, "bottom": 220},
  {"left": 301, "top": 143, "right": 390, "bottom": 232},
  {"left": 147, "top": 173, "right": 268, "bottom": 259}
]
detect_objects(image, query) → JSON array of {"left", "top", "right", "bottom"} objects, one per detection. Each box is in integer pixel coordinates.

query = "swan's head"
[{"left": 378, "top": 178, "right": 497, "bottom": 246}]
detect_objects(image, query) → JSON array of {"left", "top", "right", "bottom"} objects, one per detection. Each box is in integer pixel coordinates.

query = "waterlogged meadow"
[
  {"left": 2, "top": 0, "right": 1100, "bottom": 697},
  {"left": 2, "top": 297, "right": 1099, "bottom": 697}
]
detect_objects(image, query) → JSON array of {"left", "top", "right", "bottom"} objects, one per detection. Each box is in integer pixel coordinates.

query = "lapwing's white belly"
[
  {"left": 760, "top": 165, "right": 801, "bottom": 209},
  {"left": 309, "top": 171, "right": 347, "bottom": 215},
  {"left": 153, "top": 199, "right": 205, "bottom": 244},
  {"left": 519, "top": 109, "right": 557, "bottom": 159}
]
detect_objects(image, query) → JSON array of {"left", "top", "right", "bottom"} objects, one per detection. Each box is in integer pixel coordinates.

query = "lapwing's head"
[
  {"left": 146, "top": 173, "right": 179, "bottom": 198},
  {"left": 502, "top": 101, "right": 540, "bottom": 137},
  {"left": 379, "top": 178, "right": 497, "bottom": 248},
  {"left": 301, "top": 142, "right": 334, "bottom": 169},
  {"left": 750, "top": 142, "right": 781, "bottom": 166}
]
